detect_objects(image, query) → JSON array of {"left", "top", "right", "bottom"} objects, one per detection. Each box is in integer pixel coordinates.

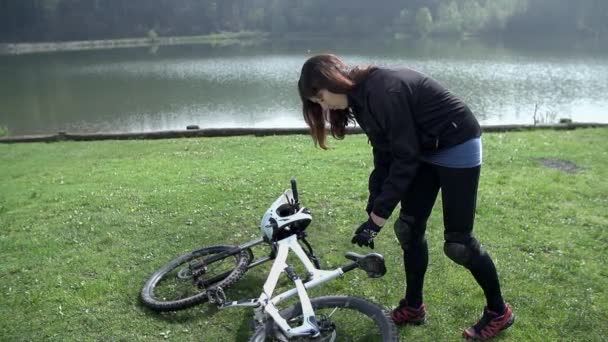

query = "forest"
[{"left": 0, "top": 0, "right": 606, "bottom": 42}]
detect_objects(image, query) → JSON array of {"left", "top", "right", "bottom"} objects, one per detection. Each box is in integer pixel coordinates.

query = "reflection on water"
[{"left": 0, "top": 38, "right": 607, "bottom": 136}]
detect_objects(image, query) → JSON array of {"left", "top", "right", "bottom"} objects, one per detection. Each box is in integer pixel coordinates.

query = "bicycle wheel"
[
  {"left": 140, "top": 245, "right": 252, "bottom": 312},
  {"left": 249, "top": 296, "right": 399, "bottom": 342}
]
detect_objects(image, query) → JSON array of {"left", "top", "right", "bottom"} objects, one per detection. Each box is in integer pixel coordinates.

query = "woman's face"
[{"left": 309, "top": 89, "right": 348, "bottom": 111}]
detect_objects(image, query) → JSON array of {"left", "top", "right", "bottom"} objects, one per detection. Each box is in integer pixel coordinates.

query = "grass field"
[{"left": 1, "top": 128, "right": 607, "bottom": 341}]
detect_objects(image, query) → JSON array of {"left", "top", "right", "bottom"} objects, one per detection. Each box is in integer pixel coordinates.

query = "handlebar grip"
[{"left": 290, "top": 179, "right": 299, "bottom": 204}]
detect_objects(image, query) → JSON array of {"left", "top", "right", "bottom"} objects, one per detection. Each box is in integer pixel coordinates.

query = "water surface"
[{"left": 1, "top": 38, "right": 607, "bottom": 136}]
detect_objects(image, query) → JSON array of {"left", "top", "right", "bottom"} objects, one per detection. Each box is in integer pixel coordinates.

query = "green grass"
[{"left": 1, "top": 128, "right": 607, "bottom": 341}]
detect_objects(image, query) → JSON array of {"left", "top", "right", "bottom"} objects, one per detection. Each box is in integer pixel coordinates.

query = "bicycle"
[{"left": 141, "top": 179, "right": 398, "bottom": 341}]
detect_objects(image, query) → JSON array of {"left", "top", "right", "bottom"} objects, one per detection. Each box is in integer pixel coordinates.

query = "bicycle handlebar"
[{"left": 290, "top": 178, "right": 299, "bottom": 208}]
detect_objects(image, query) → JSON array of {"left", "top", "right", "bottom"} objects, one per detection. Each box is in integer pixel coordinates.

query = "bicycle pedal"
[{"left": 207, "top": 286, "right": 226, "bottom": 305}]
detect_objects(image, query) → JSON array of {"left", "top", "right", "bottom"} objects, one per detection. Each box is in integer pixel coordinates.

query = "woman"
[{"left": 297, "top": 54, "right": 514, "bottom": 340}]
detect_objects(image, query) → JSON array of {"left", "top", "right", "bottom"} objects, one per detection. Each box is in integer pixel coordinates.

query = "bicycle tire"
[
  {"left": 140, "top": 245, "right": 252, "bottom": 312},
  {"left": 249, "top": 296, "right": 399, "bottom": 341}
]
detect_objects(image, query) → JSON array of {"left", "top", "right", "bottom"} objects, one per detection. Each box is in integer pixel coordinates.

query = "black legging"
[{"left": 394, "top": 161, "right": 504, "bottom": 312}]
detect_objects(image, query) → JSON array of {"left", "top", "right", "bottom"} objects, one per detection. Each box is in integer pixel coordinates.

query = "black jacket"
[{"left": 347, "top": 67, "right": 481, "bottom": 219}]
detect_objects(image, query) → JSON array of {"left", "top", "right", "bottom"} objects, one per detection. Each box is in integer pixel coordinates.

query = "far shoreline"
[{"left": 0, "top": 31, "right": 268, "bottom": 55}]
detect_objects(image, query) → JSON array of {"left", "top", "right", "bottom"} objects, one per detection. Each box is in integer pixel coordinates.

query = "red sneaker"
[
  {"left": 463, "top": 304, "right": 515, "bottom": 340},
  {"left": 391, "top": 300, "right": 426, "bottom": 325}
]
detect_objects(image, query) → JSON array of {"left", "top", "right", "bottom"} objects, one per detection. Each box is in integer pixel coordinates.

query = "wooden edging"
[{"left": 0, "top": 123, "right": 607, "bottom": 144}]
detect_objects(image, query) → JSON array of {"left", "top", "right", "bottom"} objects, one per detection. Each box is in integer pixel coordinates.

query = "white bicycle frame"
[
  {"left": 212, "top": 181, "right": 385, "bottom": 338},
  {"left": 219, "top": 233, "right": 346, "bottom": 338}
]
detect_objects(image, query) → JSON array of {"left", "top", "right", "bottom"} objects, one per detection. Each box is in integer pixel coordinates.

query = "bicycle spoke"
[
  {"left": 153, "top": 253, "right": 239, "bottom": 301},
  {"left": 326, "top": 307, "right": 338, "bottom": 318},
  {"left": 280, "top": 306, "right": 385, "bottom": 341}
]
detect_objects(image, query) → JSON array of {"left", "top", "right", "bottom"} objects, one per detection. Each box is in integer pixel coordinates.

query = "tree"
[
  {"left": 435, "top": 1, "right": 463, "bottom": 35},
  {"left": 393, "top": 8, "right": 411, "bottom": 37},
  {"left": 0, "top": 0, "right": 604, "bottom": 43},
  {"left": 415, "top": 7, "right": 433, "bottom": 38},
  {"left": 485, "top": 0, "right": 528, "bottom": 33},
  {"left": 461, "top": 0, "right": 485, "bottom": 34}
]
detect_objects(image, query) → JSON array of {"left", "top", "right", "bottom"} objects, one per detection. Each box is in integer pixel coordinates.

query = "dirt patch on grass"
[{"left": 538, "top": 158, "right": 582, "bottom": 174}]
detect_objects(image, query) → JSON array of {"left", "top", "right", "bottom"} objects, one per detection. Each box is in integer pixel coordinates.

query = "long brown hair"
[{"left": 298, "top": 54, "right": 375, "bottom": 149}]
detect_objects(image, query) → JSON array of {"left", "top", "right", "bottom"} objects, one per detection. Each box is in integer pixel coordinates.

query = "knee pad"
[
  {"left": 393, "top": 215, "right": 426, "bottom": 251},
  {"left": 443, "top": 232, "right": 486, "bottom": 268}
]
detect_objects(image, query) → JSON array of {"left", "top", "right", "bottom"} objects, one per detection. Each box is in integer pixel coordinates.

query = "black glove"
[{"left": 351, "top": 218, "right": 382, "bottom": 249}]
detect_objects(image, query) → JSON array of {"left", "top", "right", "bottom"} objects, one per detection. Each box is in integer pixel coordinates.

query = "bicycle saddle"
[{"left": 345, "top": 252, "right": 387, "bottom": 278}]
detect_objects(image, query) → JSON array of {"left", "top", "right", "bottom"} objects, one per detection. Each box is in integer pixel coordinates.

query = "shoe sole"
[{"left": 463, "top": 313, "right": 515, "bottom": 340}]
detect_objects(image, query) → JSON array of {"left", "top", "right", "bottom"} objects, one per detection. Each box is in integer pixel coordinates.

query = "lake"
[{"left": 1, "top": 37, "right": 607, "bottom": 137}]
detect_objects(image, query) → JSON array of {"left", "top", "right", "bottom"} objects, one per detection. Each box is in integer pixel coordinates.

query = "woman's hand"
[{"left": 351, "top": 218, "right": 382, "bottom": 249}]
